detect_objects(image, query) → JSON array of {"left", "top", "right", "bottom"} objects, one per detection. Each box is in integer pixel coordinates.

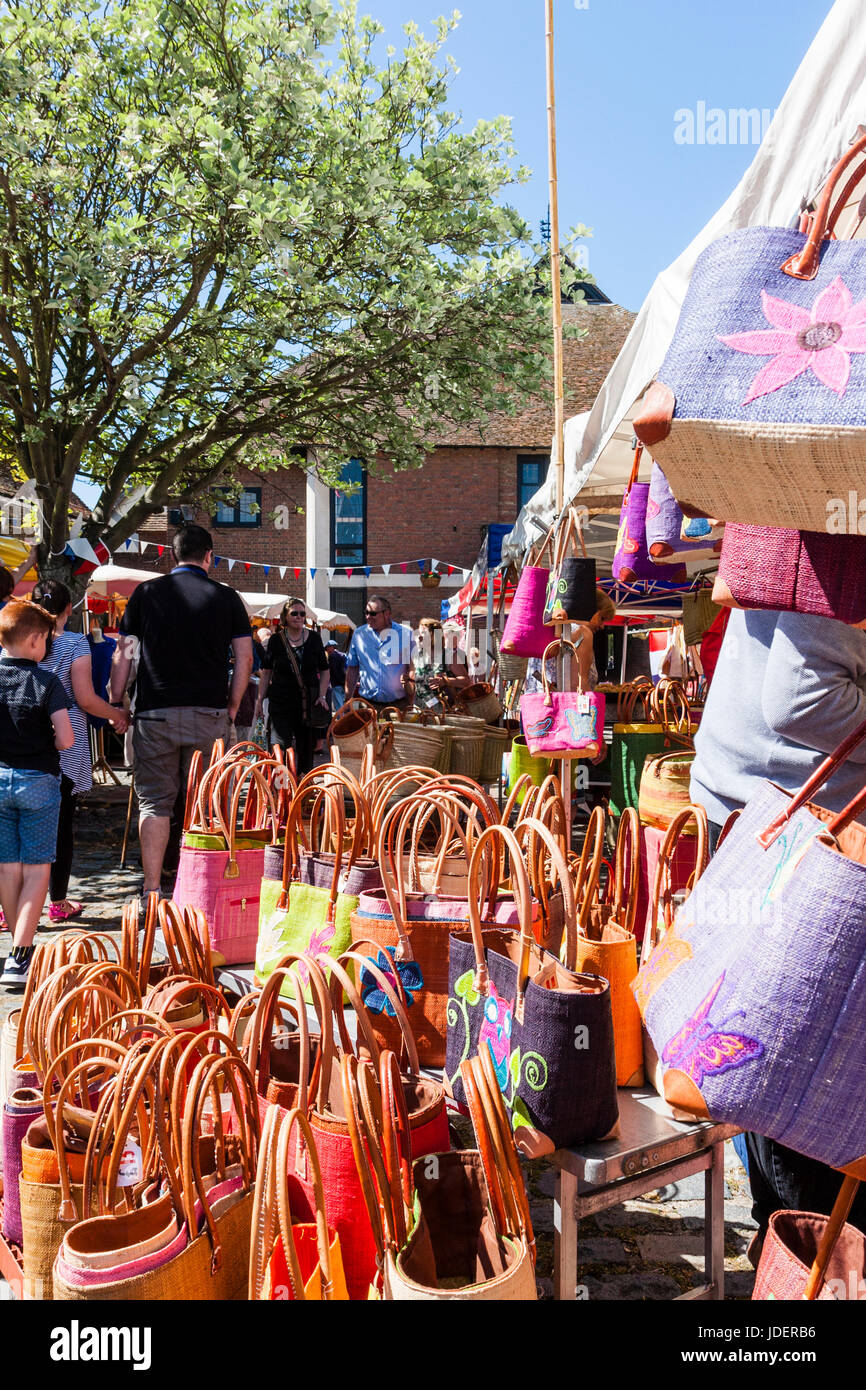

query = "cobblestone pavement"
[{"left": 0, "top": 777, "right": 758, "bottom": 1300}]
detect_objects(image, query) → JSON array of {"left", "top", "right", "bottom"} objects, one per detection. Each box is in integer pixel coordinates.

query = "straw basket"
[
  {"left": 455, "top": 682, "right": 502, "bottom": 724},
  {"left": 492, "top": 629, "right": 528, "bottom": 683},
  {"left": 479, "top": 726, "right": 511, "bottom": 784},
  {"left": 446, "top": 726, "right": 485, "bottom": 779},
  {"left": 390, "top": 721, "right": 452, "bottom": 775}
]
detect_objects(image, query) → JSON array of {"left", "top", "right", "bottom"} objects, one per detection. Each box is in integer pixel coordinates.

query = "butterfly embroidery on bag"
[
  {"left": 565, "top": 707, "right": 599, "bottom": 744},
  {"left": 660, "top": 973, "right": 763, "bottom": 1088}
]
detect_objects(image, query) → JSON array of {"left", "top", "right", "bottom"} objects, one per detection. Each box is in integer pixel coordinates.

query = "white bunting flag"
[
  {"left": 279, "top": 566, "right": 286, "bottom": 579},
  {"left": 381, "top": 563, "right": 391, "bottom": 576},
  {"left": 227, "top": 559, "right": 236, "bottom": 571},
  {"left": 327, "top": 567, "right": 335, "bottom": 581}
]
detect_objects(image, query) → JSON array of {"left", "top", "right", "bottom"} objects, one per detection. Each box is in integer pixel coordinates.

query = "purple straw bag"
[
  {"left": 646, "top": 463, "right": 724, "bottom": 563},
  {"left": 613, "top": 445, "right": 687, "bottom": 585},
  {"left": 634, "top": 719, "right": 866, "bottom": 1175},
  {"left": 635, "top": 132, "right": 866, "bottom": 534},
  {"left": 2, "top": 1088, "right": 43, "bottom": 1247},
  {"left": 713, "top": 523, "right": 866, "bottom": 626}
]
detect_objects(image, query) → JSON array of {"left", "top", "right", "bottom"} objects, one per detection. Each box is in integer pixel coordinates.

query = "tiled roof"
[{"left": 428, "top": 303, "right": 635, "bottom": 449}]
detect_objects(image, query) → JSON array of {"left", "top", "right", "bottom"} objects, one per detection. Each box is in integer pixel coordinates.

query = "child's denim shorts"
[{"left": 0, "top": 767, "right": 61, "bottom": 863}]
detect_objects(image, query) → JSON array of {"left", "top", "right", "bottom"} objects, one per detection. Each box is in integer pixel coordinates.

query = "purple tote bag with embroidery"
[
  {"left": 612, "top": 445, "right": 687, "bottom": 584},
  {"left": 635, "top": 132, "right": 866, "bottom": 534},
  {"left": 633, "top": 720, "right": 866, "bottom": 1175},
  {"left": 645, "top": 463, "right": 724, "bottom": 564}
]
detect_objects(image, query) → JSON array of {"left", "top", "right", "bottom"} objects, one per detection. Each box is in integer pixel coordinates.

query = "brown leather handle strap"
[
  {"left": 339, "top": 1053, "right": 388, "bottom": 1263},
  {"left": 512, "top": 815, "right": 577, "bottom": 970},
  {"left": 571, "top": 804, "right": 606, "bottom": 932},
  {"left": 613, "top": 806, "right": 641, "bottom": 938},
  {"left": 803, "top": 1175, "right": 861, "bottom": 1300},
  {"left": 466, "top": 825, "right": 533, "bottom": 1009},
  {"left": 757, "top": 717, "right": 866, "bottom": 848},
  {"left": 647, "top": 804, "right": 709, "bottom": 954},
  {"left": 474, "top": 1048, "right": 536, "bottom": 1260},
  {"left": 783, "top": 131, "right": 866, "bottom": 279}
]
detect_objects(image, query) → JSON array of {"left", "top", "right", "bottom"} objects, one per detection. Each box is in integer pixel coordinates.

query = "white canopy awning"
[{"left": 505, "top": 0, "right": 866, "bottom": 563}]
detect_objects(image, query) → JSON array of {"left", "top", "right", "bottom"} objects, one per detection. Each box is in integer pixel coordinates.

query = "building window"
[
  {"left": 517, "top": 455, "right": 548, "bottom": 512},
  {"left": 330, "top": 459, "right": 366, "bottom": 567},
  {"left": 212, "top": 487, "right": 261, "bottom": 528}
]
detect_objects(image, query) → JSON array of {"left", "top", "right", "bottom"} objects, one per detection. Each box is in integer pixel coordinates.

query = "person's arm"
[
  {"left": 253, "top": 667, "right": 271, "bottom": 714},
  {"left": 109, "top": 594, "right": 140, "bottom": 704},
  {"left": 51, "top": 707, "right": 75, "bottom": 751},
  {"left": 761, "top": 613, "right": 866, "bottom": 759},
  {"left": 70, "top": 655, "right": 129, "bottom": 732},
  {"left": 12, "top": 545, "right": 38, "bottom": 586},
  {"left": 228, "top": 635, "right": 254, "bottom": 722}
]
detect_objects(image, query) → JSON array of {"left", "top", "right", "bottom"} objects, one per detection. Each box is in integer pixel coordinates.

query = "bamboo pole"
[{"left": 545, "top": 0, "right": 572, "bottom": 846}]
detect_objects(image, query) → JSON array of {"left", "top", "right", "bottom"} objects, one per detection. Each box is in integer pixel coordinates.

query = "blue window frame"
[
  {"left": 517, "top": 455, "right": 548, "bottom": 512},
  {"left": 330, "top": 459, "right": 366, "bottom": 566},
  {"left": 212, "top": 487, "right": 261, "bottom": 528}
]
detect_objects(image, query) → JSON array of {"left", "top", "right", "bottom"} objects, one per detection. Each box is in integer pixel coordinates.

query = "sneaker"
[{"left": 1, "top": 945, "right": 34, "bottom": 989}]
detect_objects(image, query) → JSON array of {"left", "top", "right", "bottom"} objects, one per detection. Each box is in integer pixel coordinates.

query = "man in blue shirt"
[{"left": 345, "top": 596, "right": 415, "bottom": 710}]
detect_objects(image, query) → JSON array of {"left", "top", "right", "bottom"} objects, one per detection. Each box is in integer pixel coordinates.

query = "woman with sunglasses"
[{"left": 253, "top": 598, "right": 329, "bottom": 775}]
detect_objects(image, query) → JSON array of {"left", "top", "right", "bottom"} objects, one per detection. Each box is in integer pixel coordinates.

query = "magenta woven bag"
[
  {"left": 634, "top": 719, "right": 866, "bottom": 1174},
  {"left": 499, "top": 565, "right": 551, "bottom": 658},
  {"left": 713, "top": 522, "right": 866, "bottom": 626},
  {"left": 2, "top": 1088, "right": 43, "bottom": 1247}
]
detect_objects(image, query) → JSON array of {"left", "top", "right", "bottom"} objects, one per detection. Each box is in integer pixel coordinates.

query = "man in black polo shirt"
[{"left": 110, "top": 524, "right": 253, "bottom": 892}]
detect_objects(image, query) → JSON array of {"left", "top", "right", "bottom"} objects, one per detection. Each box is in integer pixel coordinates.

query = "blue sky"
[{"left": 365, "top": 0, "right": 834, "bottom": 310}]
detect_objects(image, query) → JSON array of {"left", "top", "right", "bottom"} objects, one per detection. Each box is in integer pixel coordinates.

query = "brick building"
[{"left": 117, "top": 295, "right": 635, "bottom": 632}]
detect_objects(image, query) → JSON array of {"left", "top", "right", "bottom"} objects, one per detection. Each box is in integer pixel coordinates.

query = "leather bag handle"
[{"left": 783, "top": 130, "right": 866, "bottom": 279}]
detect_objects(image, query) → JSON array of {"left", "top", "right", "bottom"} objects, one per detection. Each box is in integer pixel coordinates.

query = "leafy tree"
[{"left": 0, "top": 0, "right": 575, "bottom": 583}]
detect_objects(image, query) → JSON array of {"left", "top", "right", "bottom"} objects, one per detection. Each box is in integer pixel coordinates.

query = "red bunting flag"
[
  {"left": 244, "top": 562, "right": 251, "bottom": 573},
  {"left": 294, "top": 568, "right": 301, "bottom": 580},
  {"left": 346, "top": 568, "right": 353, "bottom": 579},
  {"left": 157, "top": 545, "right": 164, "bottom": 557}
]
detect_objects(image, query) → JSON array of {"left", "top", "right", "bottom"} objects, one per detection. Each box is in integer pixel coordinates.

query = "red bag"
[
  {"left": 753, "top": 1176, "right": 865, "bottom": 1301},
  {"left": 713, "top": 523, "right": 866, "bottom": 627}
]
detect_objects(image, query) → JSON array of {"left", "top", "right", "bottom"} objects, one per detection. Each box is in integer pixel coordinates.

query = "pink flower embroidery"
[{"left": 718, "top": 276, "right": 866, "bottom": 403}]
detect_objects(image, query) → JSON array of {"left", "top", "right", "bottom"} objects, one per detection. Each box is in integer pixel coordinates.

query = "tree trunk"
[{"left": 37, "top": 549, "right": 90, "bottom": 632}]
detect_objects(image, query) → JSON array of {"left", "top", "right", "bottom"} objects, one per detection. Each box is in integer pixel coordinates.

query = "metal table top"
[{"left": 552, "top": 1087, "right": 740, "bottom": 1187}]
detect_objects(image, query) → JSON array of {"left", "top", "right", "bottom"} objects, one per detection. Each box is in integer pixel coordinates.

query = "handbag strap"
[
  {"left": 512, "top": 816, "right": 577, "bottom": 970},
  {"left": 571, "top": 804, "right": 606, "bottom": 935},
  {"left": 611, "top": 806, "right": 641, "bottom": 938},
  {"left": 539, "top": 636, "right": 585, "bottom": 697},
  {"left": 757, "top": 717, "right": 866, "bottom": 848},
  {"left": 466, "top": 824, "right": 534, "bottom": 1023},
  {"left": 250, "top": 1104, "right": 335, "bottom": 1301},
  {"left": 462, "top": 1049, "right": 535, "bottom": 1257},
  {"left": 803, "top": 1175, "right": 861, "bottom": 1300},
  {"left": 646, "top": 804, "right": 709, "bottom": 955},
  {"left": 783, "top": 130, "right": 866, "bottom": 279}
]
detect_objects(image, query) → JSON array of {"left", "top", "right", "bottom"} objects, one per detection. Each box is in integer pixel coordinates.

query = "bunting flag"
[
  {"left": 381, "top": 564, "right": 391, "bottom": 575},
  {"left": 213, "top": 557, "right": 221, "bottom": 567},
  {"left": 400, "top": 562, "right": 407, "bottom": 574},
  {"left": 346, "top": 567, "right": 353, "bottom": 578},
  {"left": 363, "top": 566, "right": 371, "bottom": 578},
  {"left": 447, "top": 565, "right": 455, "bottom": 575},
  {"left": 294, "top": 567, "right": 301, "bottom": 580},
  {"left": 263, "top": 565, "right": 270, "bottom": 577},
  {"left": 327, "top": 567, "right": 335, "bottom": 581},
  {"left": 280, "top": 566, "right": 287, "bottom": 578},
  {"left": 309, "top": 568, "right": 315, "bottom": 580},
  {"left": 227, "top": 559, "right": 236, "bottom": 571},
  {"left": 157, "top": 545, "right": 165, "bottom": 557},
  {"left": 417, "top": 559, "right": 425, "bottom": 572},
  {"left": 244, "top": 562, "right": 251, "bottom": 573}
]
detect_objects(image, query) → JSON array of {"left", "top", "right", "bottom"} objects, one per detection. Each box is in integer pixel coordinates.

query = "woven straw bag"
[
  {"left": 479, "top": 726, "right": 510, "bottom": 783},
  {"left": 446, "top": 725, "right": 484, "bottom": 779},
  {"left": 571, "top": 808, "right": 644, "bottom": 1088},
  {"left": 638, "top": 747, "right": 696, "bottom": 831},
  {"left": 454, "top": 682, "right": 502, "bottom": 724},
  {"left": 389, "top": 720, "right": 451, "bottom": 774},
  {"left": 634, "top": 131, "right": 866, "bottom": 534},
  {"left": 752, "top": 1176, "right": 865, "bottom": 1301},
  {"left": 346, "top": 1050, "right": 537, "bottom": 1301}
]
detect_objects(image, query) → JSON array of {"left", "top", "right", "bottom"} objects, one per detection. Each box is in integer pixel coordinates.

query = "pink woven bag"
[
  {"left": 499, "top": 530, "right": 555, "bottom": 658},
  {"left": 174, "top": 759, "right": 281, "bottom": 964},
  {"left": 520, "top": 639, "right": 605, "bottom": 759}
]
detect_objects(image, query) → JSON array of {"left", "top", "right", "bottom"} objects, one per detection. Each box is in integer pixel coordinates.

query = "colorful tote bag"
[
  {"left": 613, "top": 445, "right": 688, "bottom": 585},
  {"left": 520, "top": 639, "right": 605, "bottom": 759},
  {"left": 543, "top": 508, "right": 597, "bottom": 624},
  {"left": 645, "top": 463, "right": 724, "bottom": 563},
  {"left": 712, "top": 522, "right": 866, "bottom": 627},
  {"left": 446, "top": 823, "right": 618, "bottom": 1157},
  {"left": 500, "top": 530, "right": 555, "bottom": 658},
  {"left": 752, "top": 1177, "right": 865, "bottom": 1302},
  {"left": 634, "top": 719, "right": 866, "bottom": 1175},
  {"left": 634, "top": 131, "right": 866, "bottom": 534},
  {"left": 254, "top": 773, "right": 380, "bottom": 991},
  {"left": 174, "top": 758, "right": 281, "bottom": 964}
]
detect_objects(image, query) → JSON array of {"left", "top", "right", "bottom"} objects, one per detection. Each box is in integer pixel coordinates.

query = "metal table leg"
[
  {"left": 705, "top": 1138, "right": 726, "bottom": 1299},
  {"left": 554, "top": 1168, "right": 579, "bottom": 1301}
]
